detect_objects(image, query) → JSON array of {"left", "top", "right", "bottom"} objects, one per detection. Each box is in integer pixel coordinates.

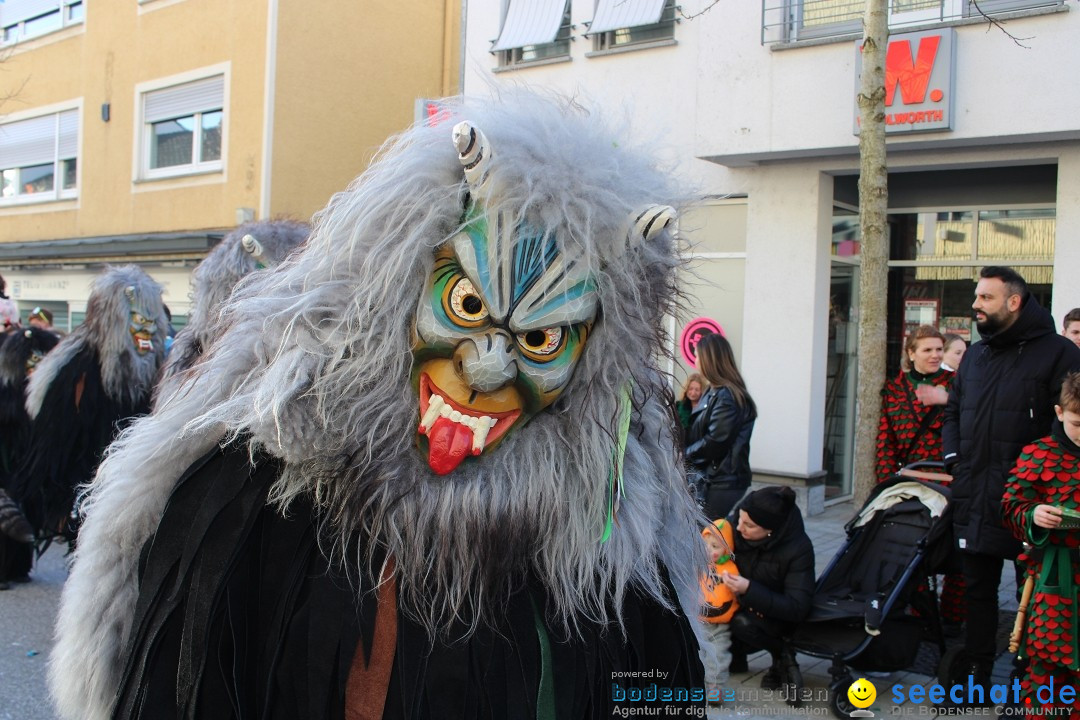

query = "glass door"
[{"left": 824, "top": 260, "right": 859, "bottom": 500}]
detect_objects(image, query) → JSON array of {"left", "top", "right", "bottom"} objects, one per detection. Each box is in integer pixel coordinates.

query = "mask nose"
[{"left": 454, "top": 330, "right": 517, "bottom": 392}]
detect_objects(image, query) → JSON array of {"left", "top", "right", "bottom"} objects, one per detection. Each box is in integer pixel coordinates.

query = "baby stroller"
[{"left": 788, "top": 462, "right": 954, "bottom": 718}]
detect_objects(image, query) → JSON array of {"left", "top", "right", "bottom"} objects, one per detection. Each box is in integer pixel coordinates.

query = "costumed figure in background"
[
  {"left": 0, "top": 274, "right": 19, "bottom": 329},
  {"left": 50, "top": 95, "right": 708, "bottom": 720},
  {"left": 157, "top": 218, "right": 308, "bottom": 392},
  {"left": 12, "top": 265, "right": 164, "bottom": 550},
  {"left": 0, "top": 327, "right": 59, "bottom": 587},
  {"left": 1002, "top": 371, "right": 1080, "bottom": 713}
]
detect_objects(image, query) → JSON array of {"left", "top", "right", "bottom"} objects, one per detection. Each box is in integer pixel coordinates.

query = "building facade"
[
  {"left": 0, "top": 0, "right": 460, "bottom": 327},
  {"left": 462, "top": 0, "right": 1079, "bottom": 512}
]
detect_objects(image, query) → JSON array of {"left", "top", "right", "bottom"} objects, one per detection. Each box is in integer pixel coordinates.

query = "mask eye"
[
  {"left": 442, "top": 276, "right": 489, "bottom": 328},
  {"left": 517, "top": 326, "right": 565, "bottom": 362},
  {"left": 132, "top": 313, "right": 146, "bottom": 325}
]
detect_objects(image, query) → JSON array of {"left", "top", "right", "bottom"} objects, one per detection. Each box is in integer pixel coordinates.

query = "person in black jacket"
[
  {"left": 685, "top": 333, "right": 756, "bottom": 520},
  {"left": 942, "top": 265, "right": 1080, "bottom": 692},
  {"left": 721, "top": 486, "right": 815, "bottom": 707}
]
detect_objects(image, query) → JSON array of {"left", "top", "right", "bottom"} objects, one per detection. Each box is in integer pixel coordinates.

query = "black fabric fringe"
[{"left": 113, "top": 443, "right": 704, "bottom": 719}]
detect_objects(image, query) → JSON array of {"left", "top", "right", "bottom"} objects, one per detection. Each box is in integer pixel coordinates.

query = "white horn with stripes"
[
  {"left": 241, "top": 233, "right": 265, "bottom": 260},
  {"left": 452, "top": 121, "right": 493, "bottom": 193},
  {"left": 625, "top": 204, "right": 677, "bottom": 254}
]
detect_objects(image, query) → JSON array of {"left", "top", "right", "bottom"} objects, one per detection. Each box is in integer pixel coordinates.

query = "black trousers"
[
  {"left": 730, "top": 610, "right": 791, "bottom": 660},
  {"left": 960, "top": 551, "right": 1004, "bottom": 669}
]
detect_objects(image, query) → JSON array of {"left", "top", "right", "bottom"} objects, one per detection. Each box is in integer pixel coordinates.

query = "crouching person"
[{"left": 723, "top": 486, "right": 815, "bottom": 707}]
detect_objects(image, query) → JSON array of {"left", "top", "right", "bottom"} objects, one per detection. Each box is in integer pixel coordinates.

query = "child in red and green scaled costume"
[{"left": 1002, "top": 371, "right": 1080, "bottom": 712}]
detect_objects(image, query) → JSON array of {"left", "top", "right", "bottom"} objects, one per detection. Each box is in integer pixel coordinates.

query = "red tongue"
[{"left": 426, "top": 415, "right": 474, "bottom": 475}]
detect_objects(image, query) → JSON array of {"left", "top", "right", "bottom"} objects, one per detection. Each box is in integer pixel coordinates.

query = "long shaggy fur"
[
  {"left": 50, "top": 92, "right": 707, "bottom": 720},
  {"left": 158, "top": 219, "right": 309, "bottom": 386},
  {"left": 26, "top": 266, "right": 164, "bottom": 418}
]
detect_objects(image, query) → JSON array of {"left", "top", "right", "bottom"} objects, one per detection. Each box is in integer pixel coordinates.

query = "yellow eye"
[
  {"left": 132, "top": 313, "right": 147, "bottom": 325},
  {"left": 517, "top": 327, "right": 565, "bottom": 362},
  {"left": 442, "top": 276, "right": 489, "bottom": 328}
]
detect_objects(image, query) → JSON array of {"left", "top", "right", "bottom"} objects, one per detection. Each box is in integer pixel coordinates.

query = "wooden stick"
[{"left": 1009, "top": 575, "right": 1036, "bottom": 654}]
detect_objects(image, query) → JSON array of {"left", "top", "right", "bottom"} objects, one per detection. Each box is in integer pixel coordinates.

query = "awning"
[
  {"left": 587, "top": 0, "right": 667, "bottom": 35},
  {"left": 0, "top": 231, "right": 225, "bottom": 264},
  {"left": 492, "top": 0, "right": 566, "bottom": 51}
]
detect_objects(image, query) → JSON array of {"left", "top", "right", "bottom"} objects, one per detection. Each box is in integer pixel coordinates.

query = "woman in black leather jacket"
[{"left": 685, "top": 333, "right": 756, "bottom": 521}]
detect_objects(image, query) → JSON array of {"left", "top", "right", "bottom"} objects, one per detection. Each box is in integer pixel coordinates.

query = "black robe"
[
  {"left": 12, "top": 348, "right": 149, "bottom": 540},
  {"left": 113, "top": 444, "right": 705, "bottom": 719}
]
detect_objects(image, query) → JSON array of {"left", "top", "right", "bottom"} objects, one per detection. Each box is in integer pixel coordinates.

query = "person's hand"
[
  {"left": 915, "top": 384, "right": 949, "bottom": 406},
  {"left": 1033, "top": 504, "right": 1063, "bottom": 530},
  {"left": 720, "top": 571, "right": 749, "bottom": 595}
]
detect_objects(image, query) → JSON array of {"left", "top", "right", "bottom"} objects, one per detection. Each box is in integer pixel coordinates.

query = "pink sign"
[{"left": 680, "top": 317, "right": 724, "bottom": 367}]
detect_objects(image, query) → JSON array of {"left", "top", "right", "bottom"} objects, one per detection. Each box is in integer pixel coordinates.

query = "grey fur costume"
[
  {"left": 50, "top": 94, "right": 708, "bottom": 720},
  {"left": 15, "top": 266, "right": 164, "bottom": 543},
  {"left": 157, "top": 219, "right": 308, "bottom": 391}
]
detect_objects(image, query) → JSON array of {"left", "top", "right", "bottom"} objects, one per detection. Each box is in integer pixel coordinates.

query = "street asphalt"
[{"left": 1, "top": 544, "right": 66, "bottom": 720}]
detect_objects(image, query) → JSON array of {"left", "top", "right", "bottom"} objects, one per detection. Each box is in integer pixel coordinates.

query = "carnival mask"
[
  {"left": 24, "top": 330, "right": 45, "bottom": 376},
  {"left": 126, "top": 286, "right": 157, "bottom": 355},
  {"left": 411, "top": 123, "right": 602, "bottom": 476}
]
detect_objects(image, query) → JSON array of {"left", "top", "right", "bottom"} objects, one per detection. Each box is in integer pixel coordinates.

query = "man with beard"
[
  {"left": 49, "top": 95, "right": 707, "bottom": 720},
  {"left": 941, "top": 265, "right": 1080, "bottom": 698},
  {"left": 12, "top": 265, "right": 165, "bottom": 551}
]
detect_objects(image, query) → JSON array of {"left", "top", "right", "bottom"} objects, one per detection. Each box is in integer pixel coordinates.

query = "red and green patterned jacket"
[
  {"left": 874, "top": 369, "right": 953, "bottom": 484},
  {"left": 1002, "top": 433, "right": 1080, "bottom": 670}
]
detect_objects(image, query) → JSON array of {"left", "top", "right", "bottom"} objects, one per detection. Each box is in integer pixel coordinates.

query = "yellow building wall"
[
  {"left": 0, "top": 0, "right": 270, "bottom": 245},
  {"left": 269, "top": 0, "right": 461, "bottom": 219}
]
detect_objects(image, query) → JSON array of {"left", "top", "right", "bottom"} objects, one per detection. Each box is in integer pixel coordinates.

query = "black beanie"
[{"left": 742, "top": 486, "right": 796, "bottom": 531}]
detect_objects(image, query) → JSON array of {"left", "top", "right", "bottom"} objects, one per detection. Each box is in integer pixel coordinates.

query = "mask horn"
[
  {"left": 625, "top": 205, "right": 677, "bottom": 254},
  {"left": 241, "top": 233, "right": 265, "bottom": 259},
  {"left": 452, "top": 121, "right": 493, "bottom": 193},
  {"left": 125, "top": 286, "right": 135, "bottom": 303}
]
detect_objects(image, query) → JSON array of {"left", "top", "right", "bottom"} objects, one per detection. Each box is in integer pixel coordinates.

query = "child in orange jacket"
[{"left": 700, "top": 518, "right": 740, "bottom": 702}]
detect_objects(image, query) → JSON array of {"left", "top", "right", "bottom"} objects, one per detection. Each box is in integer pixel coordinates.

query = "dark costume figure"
[
  {"left": 0, "top": 327, "right": 59, "bottom": 585},
  {"left": 51, "top": 96, "right": 708, "bottom": 720},
  {"left": 13, "top": 266, "right": 164, "bottom": 547},
  {"left": 728, "top": 486, "right": 815, "bottom": 707},
  {"left": 157, "top": 218, "right": 308, "bottom": 391},
  {"left": 1002, "top": 424, "right": 1080, "bottom": 713}
]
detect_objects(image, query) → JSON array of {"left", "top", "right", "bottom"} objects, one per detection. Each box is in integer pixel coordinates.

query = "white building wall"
[{"left": 697, "top": 6, "right": 1080, "bottom": 163}]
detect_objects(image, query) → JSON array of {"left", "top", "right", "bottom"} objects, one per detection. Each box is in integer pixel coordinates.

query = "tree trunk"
[{"left": 853, "top": 0, "right": 889, "bottom": 507}]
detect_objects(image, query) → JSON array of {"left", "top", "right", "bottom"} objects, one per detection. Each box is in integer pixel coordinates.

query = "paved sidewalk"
[{"left": 708, "top": 499, "right": 1022, "bottom": 719}]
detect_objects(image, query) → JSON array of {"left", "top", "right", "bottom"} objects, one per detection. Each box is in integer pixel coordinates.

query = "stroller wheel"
[
  {"left": 828, "top": 676, "right": 857, "bottom": 719},
  {"left": 937, "top": 645, "right": 965, "bottom": 685}
]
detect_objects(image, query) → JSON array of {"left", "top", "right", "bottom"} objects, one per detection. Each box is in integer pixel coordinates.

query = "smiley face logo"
[{"left": 847, "top": 677, "right": 876, "bottom": 709}]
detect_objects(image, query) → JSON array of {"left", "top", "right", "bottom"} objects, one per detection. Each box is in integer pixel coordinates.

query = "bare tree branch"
[
  {"left": 678, "top": 1, "right": 721, "bottom": 21},
  {"left": 970, "top": 0, "right": 1033, "bottom": 49}
]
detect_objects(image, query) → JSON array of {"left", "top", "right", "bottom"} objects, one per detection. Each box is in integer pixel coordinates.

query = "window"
[
  {"left": 0, "top": 109, "right": 78, "bottom": 204},
  {"left": 139, "top": 73, "right": 224, "bottom": 179},
  {"left": 1, "top": 0, "right": 84, "bottom": 45},
  {"left": 590, "top": 0, "right": 676, "bottom": 51},
  {"left": 492, "top": 0, "right": 571, "bottom": 68},
  {"left": 764, "top": 0, "right": 1064, "bottom": 43}
]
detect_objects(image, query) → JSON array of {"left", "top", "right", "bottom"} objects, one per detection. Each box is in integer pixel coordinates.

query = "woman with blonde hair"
[
  {"left": 675, "top": 372, "right": 706, "bottom": 435},
  {"left": 685, "top": 333, "right": 756, "bottom": 520}
]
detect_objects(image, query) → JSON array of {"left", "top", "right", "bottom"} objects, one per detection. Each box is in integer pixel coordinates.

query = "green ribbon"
[
  {"left": 530, "top": 591, "right": 556, "bottom": 720},
  {"left": 600, "top": 383, "right": 633, "bottom": 543},
  {"left": 1032, "top": 542, "right": 1079, "bottom": 671}
]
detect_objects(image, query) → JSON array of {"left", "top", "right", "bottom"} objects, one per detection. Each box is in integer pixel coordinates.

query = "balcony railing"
[{"left": 762, "top": 0, "right": 1065, "bottom": 44}]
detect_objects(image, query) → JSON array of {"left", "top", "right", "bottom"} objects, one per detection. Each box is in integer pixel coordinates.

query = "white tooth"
[
  {"left": 450, "top": 410, "right": 462, "bottom": 423},
  {"left": 465, "top": 416, "right": 478, "bottom": 429},
  {"left": 420, "top": 396, "right": 445, "bottom": 431},
  {"left": 472, "top": 421, "right": 492, "bottom": 453},
  {"left": 440, "top": 404, "right": 452, "bottom": 418},
  {"left": 485, "top": 416, "right": 497, "bottom": 428}
]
